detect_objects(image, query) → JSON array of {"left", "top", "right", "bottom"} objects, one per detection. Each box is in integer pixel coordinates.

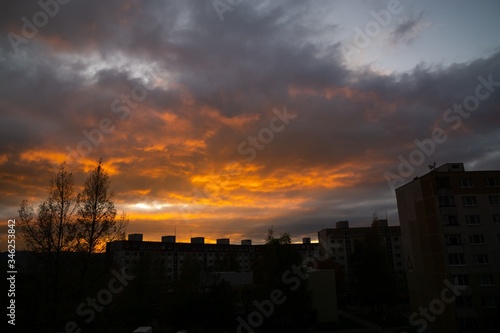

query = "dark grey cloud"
[
  {"left": 1, "top": 0, "right": 499, "bottom": 245},
  {"left": 389, "top": 10, "right": 429, "bottom": 46}
]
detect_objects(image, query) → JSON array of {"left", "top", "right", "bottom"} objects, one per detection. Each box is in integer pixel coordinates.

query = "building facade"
[
  {"left": 317, "top": 219, "right": 405, "bottom": 297},
  {"left": 106, "top": 235, "right": 319, "bottom": 282},
  {"left": 396, "top": 163, "right": 500, "bottom": 332}
]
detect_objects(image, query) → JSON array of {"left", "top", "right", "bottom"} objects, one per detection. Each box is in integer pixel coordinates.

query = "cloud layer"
[{"left": 1, "top": 0, "right": 499, "bottom": 248}]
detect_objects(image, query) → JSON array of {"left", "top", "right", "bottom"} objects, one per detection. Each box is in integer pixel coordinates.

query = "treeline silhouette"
[
  {"left": 5, "top": 161, "right": 407, "bottom": 332},
  {"left": 6, "top": 160, "right": 127, "bottom": 332}
]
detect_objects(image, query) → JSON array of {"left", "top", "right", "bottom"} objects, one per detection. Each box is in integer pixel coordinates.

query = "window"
[
  {"left": 493, "top": 215, "right": 500, "bottom": 224},
  {"left": 439, "top": 196, "right": 455, "bottom": 207},
  {"left": 446, "top": 234, "right": 462, "bottom": 246},
  {"left": 395, "top": 245, "right": 400, "bottom": 249},
  {"left": 456, "top": 296, "right": 473, "bottom": 308},
  {"left": 459, "top": 318, "right": 479, "bottom": 330},
  {"left": 447, "top": 215, "right": 459, "bottom": 225},
  {"left": 469, "top": 234, "right": 485, "bottom": 244},
  {"left": 436, "top": 177, "right": 451, "bottom": 188},
  {"left": 462, "top": 196, "right": 477, "bottom": 207},
  {"left": 474, "top": 254, "right": 489, "bottom": 264},
  {"left": 486, "top": 177, "right": 500, "bottom": 187},
  {"left": 453, "top": 275, "right": 469, "bottom": 286},
  {"left": 482, "top": 296, "right": 499, "bottom": 307},
  {"left": 395, "top": 253, "right": 401, "bottom": 258},
  {"left": 339, "top": 256, "right": 344, "bottom": 261},
  {"left": 489, "top": 195, "right": 500, "bottom": 205},
  {"left": 466, "top": 215, "right": 481, "bottom": 225},
  {"left": 479, "top": 274, "right": 493, "bottom": 286},
  {"left": 460, "top": 177, "right": 473, "bottom": 187},
  {"left": 393, "top": 237, "right": 399, "bottom": 241},
  {"left": 448, "top": 253, "right": 465, "bottom": 265}
]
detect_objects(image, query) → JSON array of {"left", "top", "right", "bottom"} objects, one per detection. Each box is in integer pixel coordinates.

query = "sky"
[{"left": 1, "top": 0, "right": 500, "bottom": 250}]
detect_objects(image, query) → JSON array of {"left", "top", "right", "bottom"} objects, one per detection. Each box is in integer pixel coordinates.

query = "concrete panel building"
[
  {"left": 318, "top": 219, "right": 404, "bottom": 297},
  {"left": 396, "top": 163, "right": 500, "bottom": 332},
  {"left": 106, "top": 236, "right": 319, "bottom": 282}
]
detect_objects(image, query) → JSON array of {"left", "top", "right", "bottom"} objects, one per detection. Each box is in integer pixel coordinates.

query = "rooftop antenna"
[{"left": 428, "top": 162, "right": 436, "bottom": 170}]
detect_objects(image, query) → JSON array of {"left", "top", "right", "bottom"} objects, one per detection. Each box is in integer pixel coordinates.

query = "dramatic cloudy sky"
[{"left": 1, "top": 0, "right": 500, "bottom": 249}]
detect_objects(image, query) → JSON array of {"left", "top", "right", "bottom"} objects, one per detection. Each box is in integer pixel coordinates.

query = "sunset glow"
[{"left": 1, "top": 1, "right": 500, "bottom": 251}]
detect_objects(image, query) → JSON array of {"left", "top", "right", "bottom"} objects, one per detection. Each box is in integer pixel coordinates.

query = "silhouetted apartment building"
[
  {"left": 106, "top": 235, "right": 318, "bottom": 281},
  {"left": 396, "top": 163, "right": 500, "bottom": 332},
  {"left": 317, "top": 220, "right": 404, "bottom": 298}
]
